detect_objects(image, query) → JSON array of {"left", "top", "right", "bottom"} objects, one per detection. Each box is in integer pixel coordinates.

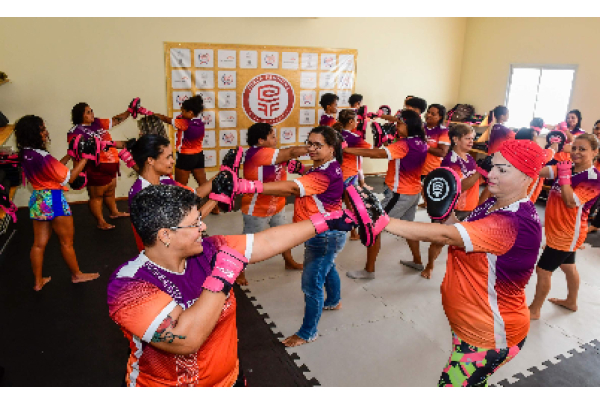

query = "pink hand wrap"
[
  {"left": 202, "top": 247, "right": 248, "bottom": 294},
  {"left": 557, "top": 161, "right": 572, "bottom": 186},
  {"left": 237, "top": 179, "right": 263, "bottom": 194}
]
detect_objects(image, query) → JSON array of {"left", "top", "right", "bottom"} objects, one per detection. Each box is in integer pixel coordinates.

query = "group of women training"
[{"left": 12, "top": 89, "right": 600, "bottom": 387}]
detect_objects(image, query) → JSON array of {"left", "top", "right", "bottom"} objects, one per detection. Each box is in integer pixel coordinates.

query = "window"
[{"left": 505, "top": 65, "right": 577, "bottom": 130}]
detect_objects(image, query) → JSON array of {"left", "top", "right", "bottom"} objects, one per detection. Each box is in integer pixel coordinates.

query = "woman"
[
  {"left": 15, "top": 115, "right": 100, "bottom": 291},
  {"left": 107, "top": 184, "right": 355, "bottom": 386},
  {"left": 419, "top": 123, "right": 481, "bottom": 279},
  {"left": 476, "top": 106, "right": 515, "bottom": 204},
  {"left": 68, "top": 102, "right": 131, "bottom": 230},
  {"left": 551, "top": 110, "right": 585, "bottom": 163},
  {"left": 333, "top": 109, "right": 372, "bottom": 241},
  {"left": 126, "top": 134, "right": 216, "bottom": 252},
  {"left": 235, "top": 126, "right": 346, "bottom": 347},
  {"left": 419, "top": 104, "right": 450, "bottom": 209},
  {"left": 529, "top": 134, "right": 600, "bottom": 319},
  {"left": 588, "top": 120, "right": 600, "bottom": 233},
  {"left": 343, "top": 109, "right": 428, "bottom": 278},
  {"left": 375, "top": 139, "right": 547, "bottom": 386}
]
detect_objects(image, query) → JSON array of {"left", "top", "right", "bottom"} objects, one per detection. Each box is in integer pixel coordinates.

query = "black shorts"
[
  {"left": 537, "top": 246, "right": 576, "bottom": 272},
  {"left": 175, "top": 151, "right": 205, "bottom": 171}
]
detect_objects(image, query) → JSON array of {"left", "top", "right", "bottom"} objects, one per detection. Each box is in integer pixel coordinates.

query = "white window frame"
[{"left": 505, "top": 64, "right": 578, "bottom": 129}]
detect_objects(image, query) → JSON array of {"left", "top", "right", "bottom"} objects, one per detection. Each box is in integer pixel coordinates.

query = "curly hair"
[
  {"left": 246, "top": 123, "right": 273, "bottom": 146},
  {"left": 427, "top": 104, "right": 447, "bottom": 127},
  {"left": 319, "top": 93, "right": 339, "bottom": 109},
  {"left": 130, "top": 185, "right": 201, "bottom": 247},
  {"left": 138, "top": 115, "right": 168, "bottom": 138},
  {"left": 71, "top": 102, "right": 89, "bottom": 125},
  {"left": 181, "top": 95, "right": 204, "bottom": 116},
  {"left": 14, "top": 115, "right": 46, "bottom": 152}
]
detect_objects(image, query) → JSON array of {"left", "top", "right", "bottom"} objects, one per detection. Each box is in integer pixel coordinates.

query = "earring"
[{"left": 164, "top": 241, "right": 170, "bottom": 248}]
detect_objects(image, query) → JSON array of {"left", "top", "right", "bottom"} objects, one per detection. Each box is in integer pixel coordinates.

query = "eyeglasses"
[
  {"left": 305, "top": 141, "right": 325, "bottom": 150},
  {"left": 169, "top": 217, "right": 203, "bottom": 231}
]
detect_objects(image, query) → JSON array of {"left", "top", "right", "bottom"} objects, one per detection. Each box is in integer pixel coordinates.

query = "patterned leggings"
[{"left": 438, "top": 332, "right": 526, "bottom": 387}]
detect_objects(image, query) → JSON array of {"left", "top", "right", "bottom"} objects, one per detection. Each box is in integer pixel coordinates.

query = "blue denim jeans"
[{"left": 296, "top": 230, "right": 347, "bottom": 341}]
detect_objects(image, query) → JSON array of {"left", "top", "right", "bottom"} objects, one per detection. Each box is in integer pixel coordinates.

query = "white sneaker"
[
  {"left": 399, "top": 260, "right": 425, "bottom": 271},
  {"left": 346, "top": 270, "right": 375, "bottom": 279}
]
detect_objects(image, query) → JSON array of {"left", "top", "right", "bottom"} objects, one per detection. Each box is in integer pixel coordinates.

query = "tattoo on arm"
[{"left": 151, "top": 315, "right": 186, "bottom": 343}]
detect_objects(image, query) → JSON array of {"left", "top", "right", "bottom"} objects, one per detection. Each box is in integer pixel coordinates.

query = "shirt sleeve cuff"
[
  {"left": 438, "top": 141, "right": 451, "bottom": 145},
  {"left": 453, "top": 223, "right": 474, "bottom": 253},
  {"left": 245, "top": 234, "right": 254, "bottom": 261},
  {"left": 61, "top": 170, "right": 71, "bottom": 186},
  {"left": 271, "top": 149, "right": 280, "bottom": 166},
  {"left": 382, "top": 146, "right": 392, "bottom": 160},
  {"left": 548, "top": 167, "right": 555, "bottom": 179},
  {"left": 141, "top": 300, "right": 178, "bottom": 343},
  {"left": 171, "top": 118, "right": 177, "bottom": 128},
  {"left": 293, "top": 179, "right": 306, "bottom": 197},
  {"left": 573, "top": 193, "right": 582, "bottom": 207}
]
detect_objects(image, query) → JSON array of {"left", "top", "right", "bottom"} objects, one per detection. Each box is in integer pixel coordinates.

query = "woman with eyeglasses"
[
  {"left": 15, "top": 115, "right": 100, "bottom": 291},
  {"left": 107, "top": 184, "right": 355, "bottom": 386},
  {"left": 234, "top": 126, "right": 347, "bottom": 347},
  {"left": 342, "top": 109, "right": 428, "bottom": 279},
  {"left": 126, "top": 134, "right": 216, "bottom": 252},
  {"left": 529, "top": 134, "right": 600, "bottom": 319}
]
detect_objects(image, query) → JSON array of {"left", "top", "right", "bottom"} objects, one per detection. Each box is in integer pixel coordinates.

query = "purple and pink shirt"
[
  {"left": 382, "top": 137, "right": 428, "bottom": 195},
  {"left": 444, "top": 197, "right": 542, "bottom": 349},
  {"left": 292, "top": 159, "right": 344, "bottom": 222},
  {"left": 21, "top": 148, "right": 70, "bottom": 191}
]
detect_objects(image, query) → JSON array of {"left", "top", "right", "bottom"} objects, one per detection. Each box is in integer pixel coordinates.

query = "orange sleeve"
[
  {"left": 109, "top": 279, "right": 177, "bottom": 343},
  {"left": 253, "top": 148, "right": 278, "bottom": 166},
  {"left": 438, "top": 130, "right": 451, "bottom": 145},
  {"left": 453, "top": 212, "right": 518, "bottom": 255},
  {"left": 573, "top": 180, "right": 600, "bottom": 207},
  {"left": 356, "top": 139, "right": 372, "bottom": 149},
  {"left": 294, "top": 171, "right": 330, "bottom": 197},
  {"left": 98, "top": 118, "right": 111, "bottom": 130},
  {"left": 384, "top": 140, "right": 409, "bottom": 160},
  {"left": 206, "top": 235, "right": 254, "bottom": 261},
  {"left": 172, "top": 118, "right": 190, "bottom": 131}
]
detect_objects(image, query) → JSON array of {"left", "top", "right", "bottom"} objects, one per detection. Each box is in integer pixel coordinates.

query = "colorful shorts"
[
  {"left": 438, "top": 331, "right": 526, "bottom": 387},
  {"left": 29, "top": 189, "right": 72, "bottom": 221}
]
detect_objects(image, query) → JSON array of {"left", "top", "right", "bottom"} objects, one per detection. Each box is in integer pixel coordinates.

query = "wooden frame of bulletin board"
[{"left": 164, "top": 42, "right": 358, "bottom": 170}]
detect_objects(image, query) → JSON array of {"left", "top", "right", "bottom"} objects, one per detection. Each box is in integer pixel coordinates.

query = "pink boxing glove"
[
  {"left": 309, "top": 210, "right": 358, "bottom": 234},
  {"left": 137, "top": 106, "right": 154, "bottom": 116},
  {"left": 119, "top": 149, "right": 136, "bottom": 169},
  {"left": 202, "top": 246, "right": 248, "bottom": 295},
  {"left": 236, "top": 179, "right": 263, "bottom": 194},
  {"left": 127, "top": 97, "right": 141, "bottom": 118},
  {"left": 287, "top": 159, "right": 305, "bottom": 175},
  {"left": 557, "top": 161, "right": 573, "bottom": 186},
  {"left": 557, "top": 122, "right": 568, "bottom": 132}
]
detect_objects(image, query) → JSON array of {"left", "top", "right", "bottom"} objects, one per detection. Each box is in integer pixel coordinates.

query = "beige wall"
[
  {"left": 0, "top": 17, "right": 467, "bottom": 207},
  {"left": 457, "top": 17, "right": 600, "bottom": 128}
]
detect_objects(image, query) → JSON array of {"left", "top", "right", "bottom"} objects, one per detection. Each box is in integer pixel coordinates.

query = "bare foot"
[
  {"left": 72, "top": 272, "right": 100, "bottom": 284},
  {"left": 418, "top": 202, "right": 427, "bottom": 209},
  {"left": 33, "top": 277, "right": 51, "bottom": 291},
  {"left": 548, "top": 298, "right": 578, "bottom": 312},
  {"left": 588, "top": 226, "right": 599, "bottom": 234},
  {"left": 97, "top": 223, "right": 115, "bottom": 230},
  {"left": 282, "top": 334, "right": 313, "bottom": 347},
  {"left": 421, "top": 268, "right": 432, "bottom": 279},
  {"left": 235, "top": 272, "right": 249, "bottom": 286},
  {"left": 109, "top": 212, "right": 130, "bottom": 219},
  {"left": 529, "top": 307, "right": 541, "bottom": 320},
  {"left": 211, "top": 206, "right": 220, "bottom": 215},
  {"left": 324, "top": 302, "right": 342, "bottom": 310},
  {"left": 578, "top": 245, "right": 586, "bottom": 250},
  {"left": 285, "top": 260, "right": 303, "bottom": 270},
  {"left": 349, "top": 230, "right": 360, "bottom": 241}
]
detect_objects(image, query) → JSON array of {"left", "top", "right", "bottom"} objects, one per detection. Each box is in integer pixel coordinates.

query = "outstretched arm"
[
  {"left": 383, "top": 218, "right": 465, "bottom": 248},
  {"left": 344, "top": 147, "right": 388, "bottom": 159},
  {"left": 260, "top": 180, "right": 301, "bottom": 196},
  {"left": 250, "top": 221, "right": 316, "bottom": 263},
  {"left": 274, "top": 146, "right": 310, "bottom": 164},
  {"left": 111, "top": 111, "right": 131, "bottom": 127}
]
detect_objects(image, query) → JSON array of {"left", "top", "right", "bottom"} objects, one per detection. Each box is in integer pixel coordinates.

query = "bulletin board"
[{"left": 164, "top": 42, "right": 358, "bottom": 170}]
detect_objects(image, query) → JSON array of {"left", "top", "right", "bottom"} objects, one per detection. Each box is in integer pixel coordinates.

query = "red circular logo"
[{"left": 242, "top": 74, "right": 295, "bottom": 124}]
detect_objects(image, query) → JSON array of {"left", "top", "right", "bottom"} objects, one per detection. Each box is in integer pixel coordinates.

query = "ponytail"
[
  {"left": 332, "top": 122, "right": 344, "bottom": 133},
  {"left": 128, "top": 134, "right": 171, "bottom": 172}
]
